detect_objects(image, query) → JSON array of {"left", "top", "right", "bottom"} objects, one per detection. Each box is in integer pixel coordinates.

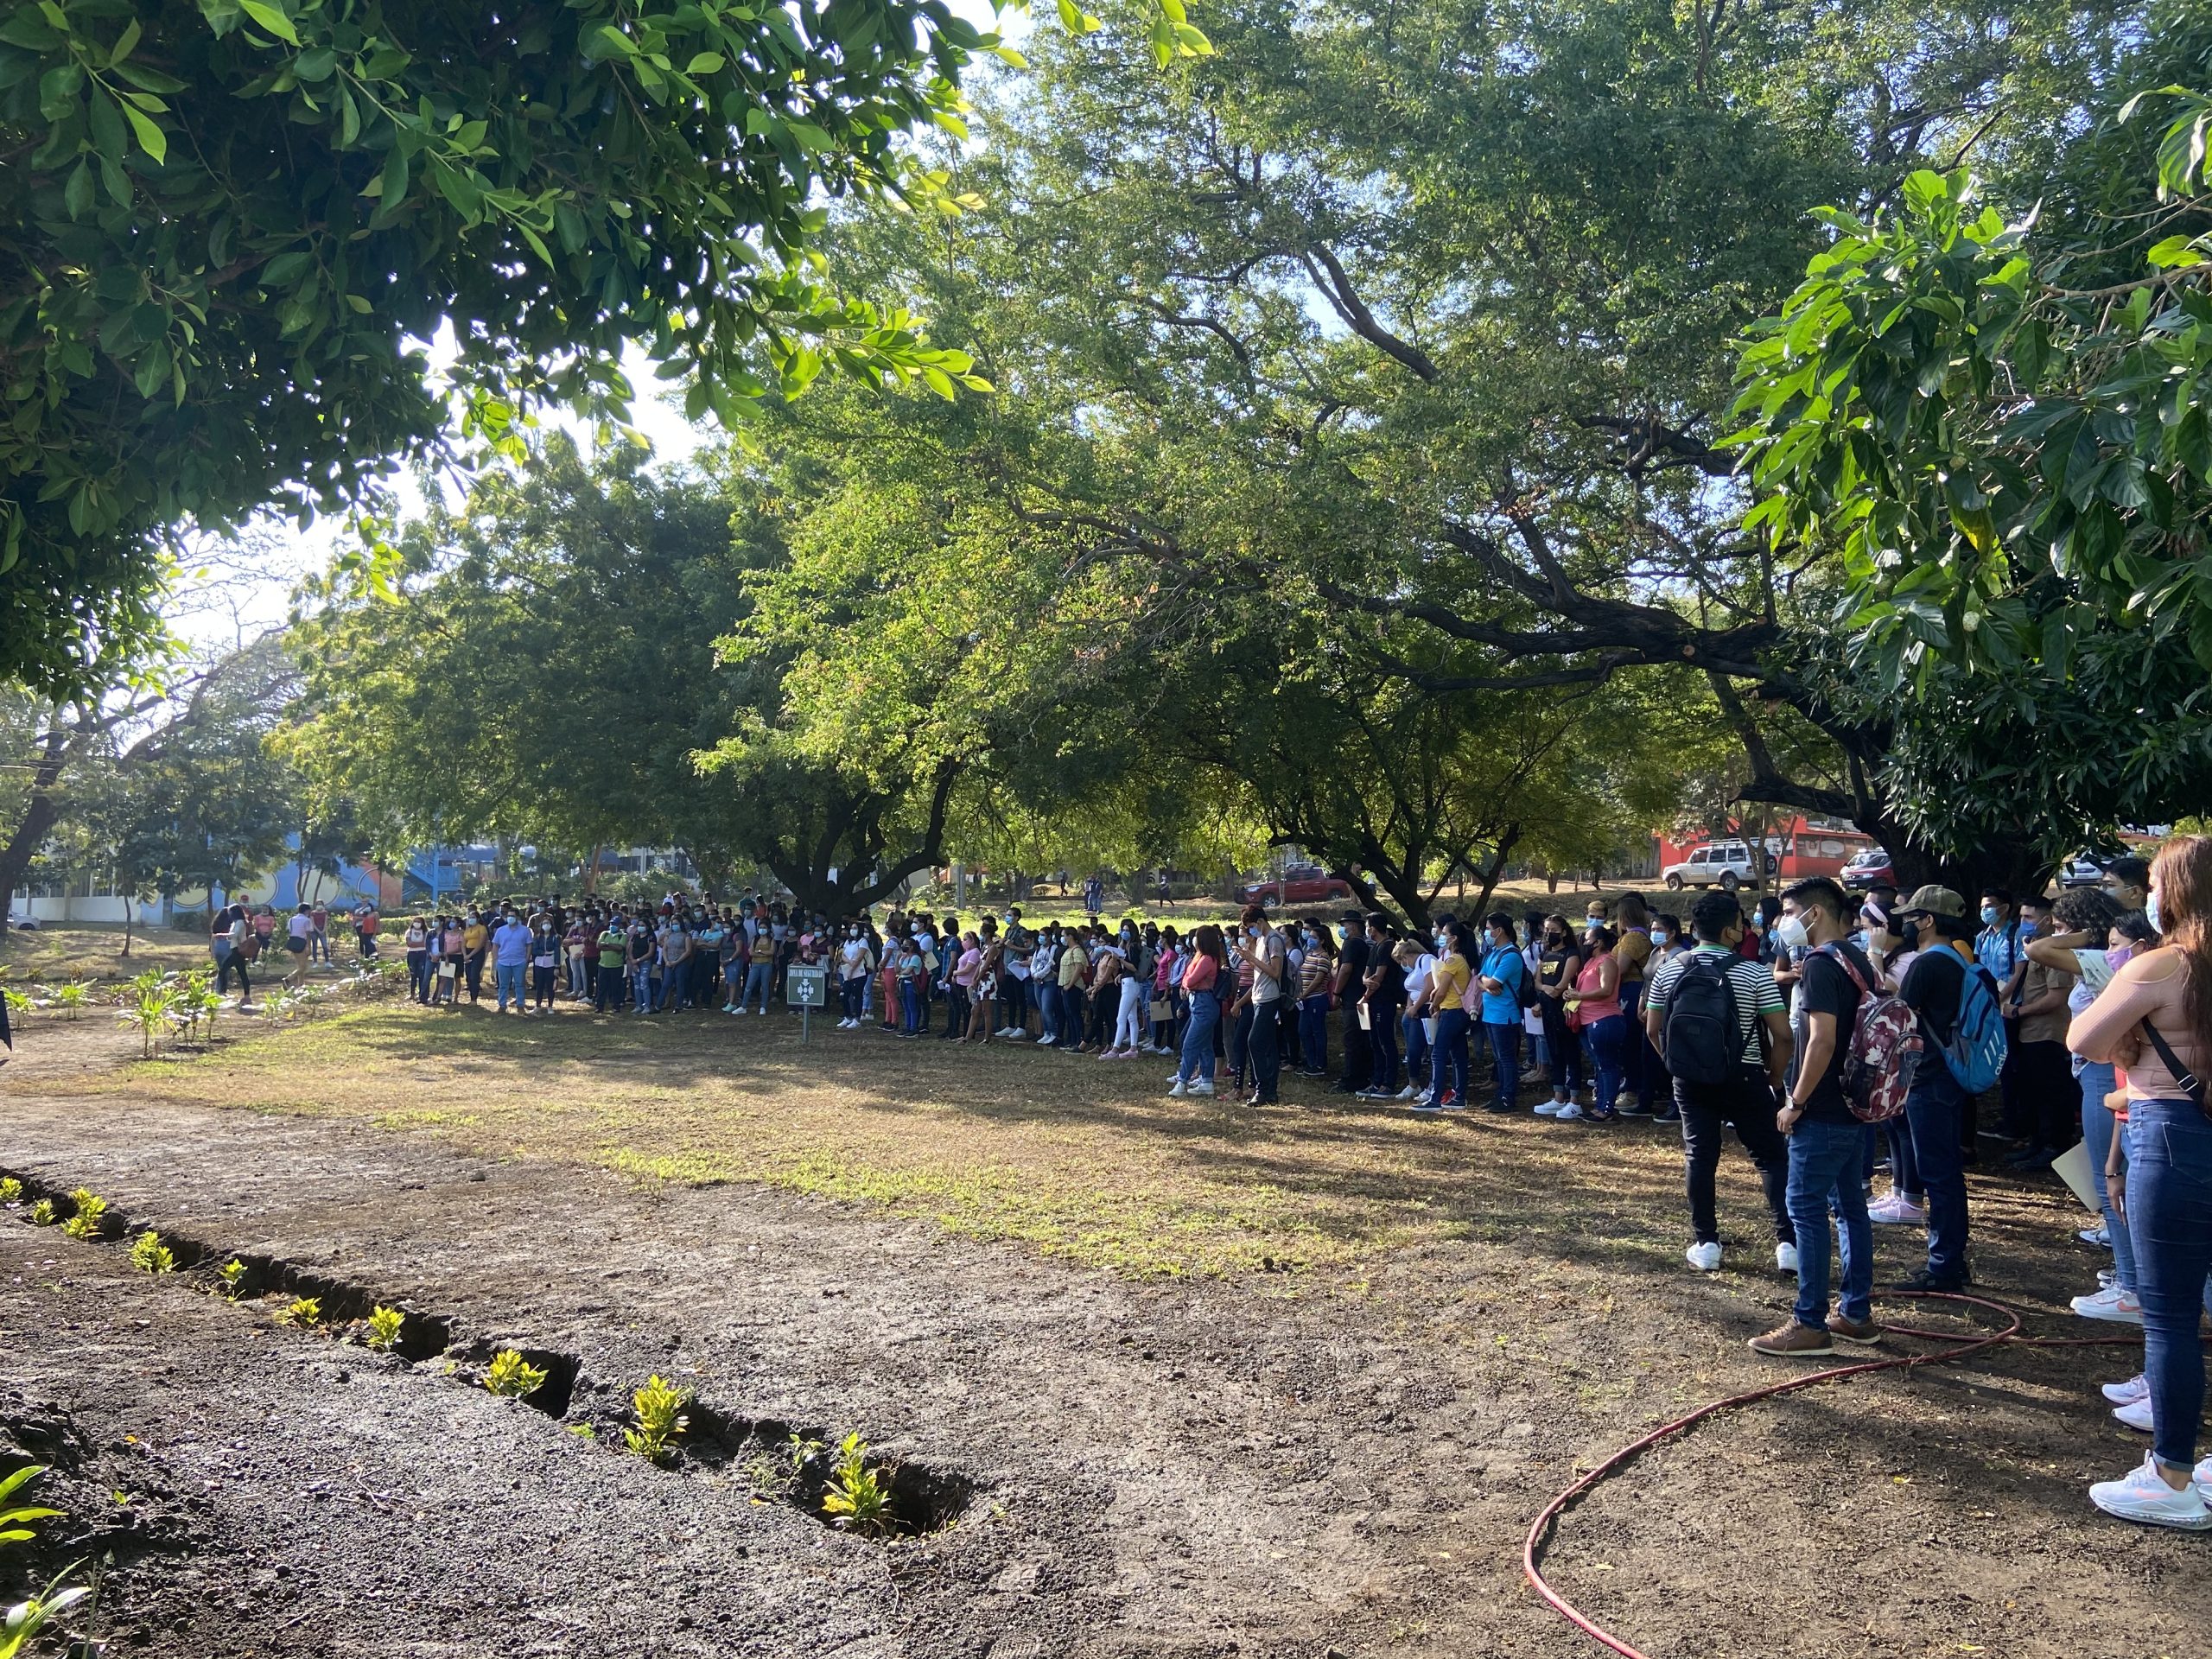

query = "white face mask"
[{"left": 1773, "top": 913, "right": 1811, "bottom": 950}]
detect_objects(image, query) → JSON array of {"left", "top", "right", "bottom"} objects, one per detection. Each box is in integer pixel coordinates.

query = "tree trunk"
[{"left": 0, "top": 790, "right": 60, "bottom": 925}]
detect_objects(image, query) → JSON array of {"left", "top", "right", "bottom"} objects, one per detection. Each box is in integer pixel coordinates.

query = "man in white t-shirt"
[{"left": 1242, "top": 904, "right": 1287, "bottom": 1106}]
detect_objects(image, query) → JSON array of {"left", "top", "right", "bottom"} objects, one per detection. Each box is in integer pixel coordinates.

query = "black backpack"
[{"left": 1661, "top": 953, "right": 1742, "bottom": 1086}]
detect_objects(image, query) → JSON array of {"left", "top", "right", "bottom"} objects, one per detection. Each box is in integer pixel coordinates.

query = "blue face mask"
[
  {"left": 2148, "top": 893, "right": 2163, "bottom": 934},
  {"left": 1980, "top": 905, "right": 1999, "bottom": 925}
]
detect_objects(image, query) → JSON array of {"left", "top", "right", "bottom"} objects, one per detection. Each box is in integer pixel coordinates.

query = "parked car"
[
  {"left": 6, "top": 911, "right": 38, "bottom": 930},
  {"left": 1840, "top": 848, "right": 1895, "bottom": 892},
  {"left": 2057, "top": 855, "right": 2106, "bottom": 888},
  {"left": 1237, "top": 865, "right": 1355, "bottom": 907},
  {"left": 1659, "top": 840, "right": 1775, "bottom": 892}
]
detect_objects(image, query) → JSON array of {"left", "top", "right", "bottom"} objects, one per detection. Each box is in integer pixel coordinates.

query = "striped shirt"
[{"left": 1643, "top": 944, "right": 1785, "bottom": 1065}]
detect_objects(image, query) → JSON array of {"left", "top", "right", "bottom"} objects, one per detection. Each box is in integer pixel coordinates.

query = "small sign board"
[{"left": 786, "top": 966, "right": 829, "bottom": 1008}]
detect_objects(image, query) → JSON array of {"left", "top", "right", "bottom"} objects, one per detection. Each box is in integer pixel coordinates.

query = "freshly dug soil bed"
[{"left": 8, "top": 1016, "right": 2212, "bottom": 1656}]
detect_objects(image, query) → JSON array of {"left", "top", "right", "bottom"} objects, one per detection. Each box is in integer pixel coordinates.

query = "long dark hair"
[
  {"left": 1192, "top": 923, "right": 1227, "bottom": 967},
  {"left": 2152, "top": 836, "right": 2212, "bottom": 1065}
]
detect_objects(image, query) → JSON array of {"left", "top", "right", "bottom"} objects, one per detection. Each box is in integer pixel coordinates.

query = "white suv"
[{"left": 1660, "top": 840, "right": 1770, "bottom": 892}]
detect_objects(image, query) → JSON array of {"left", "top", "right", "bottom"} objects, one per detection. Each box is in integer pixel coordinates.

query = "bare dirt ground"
[{"left": 4, "top": 1001, "right": 2210, "bottom": 1659}]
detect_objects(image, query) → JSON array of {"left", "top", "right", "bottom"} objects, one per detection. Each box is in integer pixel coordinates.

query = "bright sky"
[{"left": 171, "top": 0, "right": 1019, "bottom": 653}]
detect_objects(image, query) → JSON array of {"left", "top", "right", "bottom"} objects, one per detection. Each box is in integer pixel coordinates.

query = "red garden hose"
[{"left": 1522, "top": 1292, "right": 2151, "bottom": 1658}]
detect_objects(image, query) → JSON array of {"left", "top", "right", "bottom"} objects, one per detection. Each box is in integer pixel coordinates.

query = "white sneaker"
[
  {"left": 2080, "top": 1224, "right": 2113, "bottom": 1248},
  {"left": 1685, "top": 1241, "right": 1722, "bottom": 1273},
  {"left": 2103, "top": 1373, "right": 2152, "bottom": 1406},
  {"left": 1553, "top": 1102, "right": 1583, "bottom": 1122},
  {"left": 1007, "top": 1032, "right": 1029, "bottom": 1042},
  {"left": 1534, "top": 1099, "right": 1564, "bottom": 1116},
  {"left": 1776, "top": 1243, "right": 1801, "bottom": 1274},
  {"left": 2089, "top": 1454, "right": 2212, "bottom": 1529},
  {"left": 2196, "top": 1455, "right": 2212, "bottom": 1499},
  {"left": 1167, "top": 1080, "right": 1188, "bottom": 1098},
  {"left": 2071, "top": 1285, "right": 2145, "bottom": 1325},
  {"left": 2114, "top": 1396, "right": 2156, "bottom": 1433},
  {"left": 1395, "top": 1085, "right": 1419, "bottom": 1101},
  {"left": 1186, "top": 1080, "right": 1214, "bottom": 1098}
]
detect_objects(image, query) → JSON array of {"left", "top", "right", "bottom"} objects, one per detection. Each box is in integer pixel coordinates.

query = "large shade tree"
[
  {"left": 0, "top": 0, "right": 1211, "bottom": 693},
  {"left": 798, "top": 0, "right": 2190, "bottom": 890}
]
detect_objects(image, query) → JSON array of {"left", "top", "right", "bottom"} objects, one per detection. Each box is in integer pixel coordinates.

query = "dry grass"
[
  {"left": 1, "top": 924, "right": 216, "bottom": 984},
  {"left": 41, "top": 995, "right": 1702, "bottom": 1281}
]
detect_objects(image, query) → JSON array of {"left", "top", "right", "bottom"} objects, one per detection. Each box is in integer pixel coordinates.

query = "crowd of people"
[
  {"left": 205, "top": 898, "right": 382, "bottom": 1001},
  {"left": 367, "top": 840, "right": 2212, "bottom": 1534}
]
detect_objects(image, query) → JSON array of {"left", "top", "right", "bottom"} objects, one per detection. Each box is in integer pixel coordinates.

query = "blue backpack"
[{"left": 1936, "top": 944, "right": 2008, "bottom": 1094}]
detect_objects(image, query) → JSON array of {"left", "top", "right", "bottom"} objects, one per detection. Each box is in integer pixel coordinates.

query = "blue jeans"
[
  {"left": 2126, "top": 1099, "right": 2212, "bottom": 1471},
  {"left": 1789, "top": 1117, "right": 1874, "bottom": 1327},
  {"left": 1299, "top": 994, "right": 1331, "bottom": 1072},
  {"left": 1484, "top": 1022, "right": 1520, "bottom": 1111},
  {"left": 1178, "top": 989, "right": 1221, "bottom": 1084},
  {"left": 2080, "top": 1063, "right": 2133, "bottom": 1292},
  {"left": 899, "top": 978, "right": 920, "bottom": 1033},
  {"left": 1037, "top": 982, "right": 1060, "bottom": 1045},
  {"left": 1429, "top": 1008, "right": 1471, "bottom": 1103},
  {"left": 1402, "top": 1011, "right": 1428, "bottom": 1082},
  {"left": 1584, "top": 1014, "right": 1628, "bottom": 1114},
  {"left": 1904, "top": 1062, "right": 1970, "bottom": 1283},
  {"left": 494, "top": 961, "right": 525, "bottom": 1011},
  {"left": 632, "top": 965, "right": 652, "bottom": 1010},
  {"left": 745, "top": 960, "right": 773, "bottom": 1013}
]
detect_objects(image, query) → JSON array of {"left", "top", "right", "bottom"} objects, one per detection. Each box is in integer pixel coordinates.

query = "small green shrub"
[
  {"left": 130, "top": 1230, "right": 175, "bottom": 1274},
  {"left": 0, "top": 1177, "right": 22, "bottom": 1205},
  {"left": 60, "top": 1189, "right": 107, "bottom": 1240},
  {"left": 272, "top": 1296, "right": 321, "bottom": 1328},
  {"left": 48, "top": 981, "right": 92, "bottom": 1020},
  {"left": 364, "top": 1306, "right": 404, "bottom": 1351},
  {"left": 622, "top": 1376, "right": 690, "bottom": 1463},
  {"left": 0, "top": 1466, "right": 92, "bottom": 1658},
  {"left": 745, "top": 1432, "right": 826, "bottom": 1502},
  {"left": 821, "top": 1432, "right": 894, "bottom": 1535},
  {"left": 217, "top": 1258, "right": 248, "bottom": 1300},
  {"left": 27, "top": 1198, "right": 55, "bottom": 1226},
  {"left": 483, "top": 1350, "right": 547, "bottom": 1399}
]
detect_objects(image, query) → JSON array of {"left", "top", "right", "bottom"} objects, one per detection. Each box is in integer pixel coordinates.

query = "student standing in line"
[
  {"left": 1643, "top": 892, "right": 1796, "bottom": 1276},
  {"left": 2073, "top": 837, "right": 2212, "bottom": 1529},
  {"left": 1751, "top": 878, "right": 1879, "bottom": 1357},
  {"left": 1474, "top": 911, "right": 1529, "bottom": 1114}
]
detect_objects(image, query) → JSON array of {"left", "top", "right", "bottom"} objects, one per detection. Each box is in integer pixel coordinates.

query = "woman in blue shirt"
[{"left": 1476, "top": 911, "right": 1529, "bottom": 1113}]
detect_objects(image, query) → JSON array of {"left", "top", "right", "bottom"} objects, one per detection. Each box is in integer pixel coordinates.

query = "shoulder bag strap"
[{"left": 2139, "top": 1020, "right": 2209, "bottom": 1111}]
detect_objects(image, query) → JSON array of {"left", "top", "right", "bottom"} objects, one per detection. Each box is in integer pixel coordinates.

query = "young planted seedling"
[
  {"left": 216, "top": 1259, "right": 248, "bottom": 1300},
  {"left": 821, "top": 1432, "right": 894, "bottom": 1535},
  {"left": 483, "top": 1350, "right": 547, "bottom": 1399},
  {"left": 0, "top": 1177, "right": 22, "bottom": 1205},
  {"left": 27, "top": 1198, "right": 56, "bottom": 1226},
  {"left": 48, "top": 980, "right": 92, "bottom": 1021},
  {"left": 747, "top": 1431, "right": 827, "bottom": 1501},
  {"left": 130, "top": 1230, "right": 176, "bottom": 1274},
  {"left": 1, "top": 1465, "right": 93, "bottom": 1650},
  {"left": 364, "top": 1306, "right": 404, "bottom": 1352},
  {"left": 60, "top": 1189, "right": 107, "bottom": 1240},
  {"left": 272, "top": 1296, "right": 321, "bottom": 1328},
  {"left": 622, "top": 1376, "right": 690, "bottom": 1464},
  {"left": 118, "top": 976, "right": 175, "bottom": 1058}
]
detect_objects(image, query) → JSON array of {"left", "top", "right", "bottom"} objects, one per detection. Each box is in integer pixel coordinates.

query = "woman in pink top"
[
  {"left": 1569, "top": 924, "right": 1625, "bottom": 1118},
  {"left": 2071, "top": 836, "right": 2212, "bottom": 1529},
  {"left": 1169, "top": 924, "right": 1226, "bottom": 1096}
]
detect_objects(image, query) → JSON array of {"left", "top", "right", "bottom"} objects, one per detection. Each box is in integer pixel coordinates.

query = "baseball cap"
[{"left": 1897, "top": 884, "right": 1966, "bottom": 919}]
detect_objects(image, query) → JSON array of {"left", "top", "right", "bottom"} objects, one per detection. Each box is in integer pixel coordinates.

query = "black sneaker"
[{"left": 1887, "top": 1268, "right": 1968, "bottom": 1294}]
